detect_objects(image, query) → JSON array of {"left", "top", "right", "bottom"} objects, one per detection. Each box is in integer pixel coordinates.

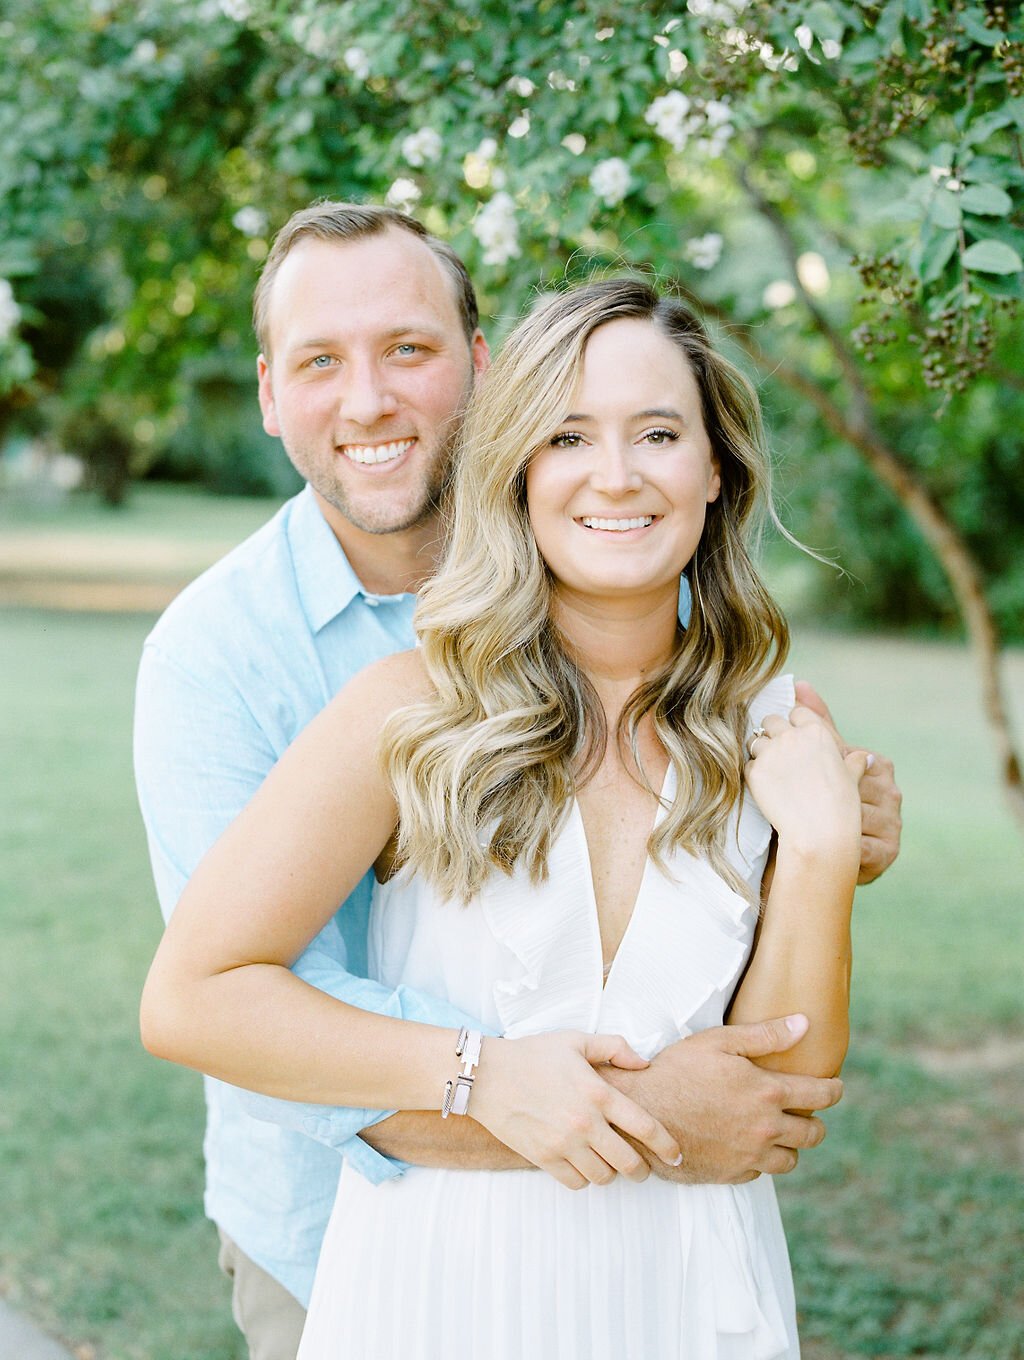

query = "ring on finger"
[{"left": 747, "top": 726, "right": 769, "bottom": 759}]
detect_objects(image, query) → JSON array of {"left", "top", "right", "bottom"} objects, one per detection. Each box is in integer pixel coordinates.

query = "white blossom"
[
  {"left": 507, "top": 75, "right": 536, "bottom": 98},
  {"left": 683, "top": 233, "right": 723, "bottom": 270},
  {"left": 668, "top": 49, "right": 688, "bottom": 76},
  {"left": 821, "top": 38, "right": 842, "bottom": 59},
  {"left": 646, "top": 92, "right": 733, "bottom": 159},
  {"left": 644, "top": 91, "right": 694, "bottom": 153},
  {"left": 385, "top": 178, "right": 422, "bottom": 213},
  {"left": 473, "top": 192, "right": 520, "bottom": 267},
  {"left": 401, "top": 127, "right": 443, "bottom": 168},
  {"left": 0, "top": 279, "right": 21, "bottom": 341},
  {"left": 562, "top": 133, "right": 587, "bottom": 156},
  {"left": 589, "top": 157, "right": 632, "bottom": 207},
  {"left": 343, "top": 46, "right": 370, "bottom": 81},
  {"left": 289, "top": 16, "right": 331, "bottom": 57},
  {"left": 795, "top": 24, "right": 814, "bottom": 51},
  {"left": 132, "top": 38, "right": 158, "bottom": 63},
  {"left": 547, "top": 69, "right": 576, "bottom": 92},
  {"left": 508, "top": 113, "right": 531, "bottom": 139},
  {"left": 218, "top": 0, "right": 251, "bottom": 20},
  {"left": 797, "top": 251, "right": 830, "bottom": 296},
  {"left": 759, "top": 43, "right": 799, "bottom": 72},
  {"left": 476, "top": 137, "right": 498, "bottom": 161},
  {"left": 232, "top": 206, "right": 268, "bottom": 237},
  {"left": 687, "top": 0, "right": 749, "bottom": 20},
  {"left": 763, "top": 280, "right": 796, "bottom": 309},
  {"left": 694, "top": 126, "right": 734, "bottom": 159}
]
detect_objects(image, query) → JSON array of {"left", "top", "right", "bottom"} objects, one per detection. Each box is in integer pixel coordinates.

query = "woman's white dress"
[{"left": 298, "top": 677, "right": 800, "bottom": 1360}]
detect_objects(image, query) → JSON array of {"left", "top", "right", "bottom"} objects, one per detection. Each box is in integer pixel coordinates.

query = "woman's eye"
[
  {"left": 550, "top": 431, "right": 584, "bottom": 448},
  {"left": 642, "top": 427, "right": 679, "bottom": 446}
]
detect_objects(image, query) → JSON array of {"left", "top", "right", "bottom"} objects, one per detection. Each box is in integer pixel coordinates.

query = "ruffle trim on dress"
[{"left": 674, "top": 1186, "right": 793, "bottom": 1359}]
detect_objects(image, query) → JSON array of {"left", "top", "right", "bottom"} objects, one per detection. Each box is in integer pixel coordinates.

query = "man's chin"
[{"left": 313, "top": 485, "right": 442, "bottom": 538}]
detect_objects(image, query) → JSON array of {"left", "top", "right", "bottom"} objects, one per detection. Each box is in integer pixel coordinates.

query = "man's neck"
[{"left": 315, "top": 493, "right": 445, "bottom": 596}]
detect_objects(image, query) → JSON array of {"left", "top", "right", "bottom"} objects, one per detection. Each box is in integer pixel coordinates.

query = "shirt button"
[{"left": 364, "top": 594, "right": 380, "bottom": 607}]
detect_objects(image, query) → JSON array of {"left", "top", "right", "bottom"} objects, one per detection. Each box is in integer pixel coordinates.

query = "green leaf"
[
  {"left": 918, "top": 228, "right": 958, "bottom": 285},
  {"left": 803, "top": 2, "right": 844, "bottom": 42},
  {"left": 962, "top": 239, "right": 1024, "bottom": 275},
  {"left": 960, "top": 10, "right": 1004, "bottom": 46},
  {"left": 928, "top": 188, "right": 962, "bottom": 229},
  {"left": 1008, "top": 98, "right": 1024, "bottom": 131},
  {"left": 962, "top": 216, "right": 1024, "bottom": 250},
  {"left": 965, "top": 109, "right": 1016, "bottom": 145},
  {"left": 972, "top": 269, "right": 1024, "bottom": 299},
  {"left": 959, "top": 184, "right": 1013, "bottom": 216}
]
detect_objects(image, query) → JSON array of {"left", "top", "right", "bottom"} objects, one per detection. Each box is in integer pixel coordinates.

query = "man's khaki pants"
[{"left": 218, "top": 1229, "right": 307, "bottom": 1360}]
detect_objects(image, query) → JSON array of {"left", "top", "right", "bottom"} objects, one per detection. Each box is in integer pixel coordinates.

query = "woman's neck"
[{"left": 550, "top": 583, "right": 681, "bottom": 712}]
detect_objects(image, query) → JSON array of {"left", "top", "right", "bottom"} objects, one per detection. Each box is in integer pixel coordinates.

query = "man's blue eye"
[{"left": 312, "top": 355, "right": 333, "bottom": 368}]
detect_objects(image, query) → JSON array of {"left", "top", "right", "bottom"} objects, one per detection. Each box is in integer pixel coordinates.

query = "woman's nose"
[{"left": 589, "top": 441, "right": 643, "bottom": 495}]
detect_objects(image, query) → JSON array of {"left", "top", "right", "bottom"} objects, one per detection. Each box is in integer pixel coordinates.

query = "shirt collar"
[{"left": 288, "top": 486, "right": 365, "bottom": 633}]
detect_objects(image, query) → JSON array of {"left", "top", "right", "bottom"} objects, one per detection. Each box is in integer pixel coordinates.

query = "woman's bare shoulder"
[{"left": 325, "top": 648, "right": 434, "bottom": 727}]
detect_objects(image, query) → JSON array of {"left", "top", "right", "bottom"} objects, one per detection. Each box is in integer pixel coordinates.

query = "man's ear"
[
  {"left": 257, "top": 355, "right": 280, "bottom": 437},
  {"left": 470, "top": 329, "right": 491, "bottom": 380}
]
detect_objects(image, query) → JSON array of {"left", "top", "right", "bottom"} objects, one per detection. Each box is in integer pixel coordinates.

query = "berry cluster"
[{"left": 851, "top": 252, "right": 1019, "bottom": 396}]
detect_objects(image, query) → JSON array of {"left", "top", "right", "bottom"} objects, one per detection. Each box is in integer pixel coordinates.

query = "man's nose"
[
  {"left": 339, "top": 360, "right": 398, "bottom": 426},
  {"left": 589, "top": 441, "right": 643, "bottom": 496}
]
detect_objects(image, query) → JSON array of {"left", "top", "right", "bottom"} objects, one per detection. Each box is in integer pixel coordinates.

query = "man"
[{"left": 135, "top": 201, "right": 901, "bottom": 1360}]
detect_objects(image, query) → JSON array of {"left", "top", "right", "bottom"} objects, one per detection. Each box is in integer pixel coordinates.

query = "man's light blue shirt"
[{"left": 134, "top": 487, "right": 484, "bottom": 1306}]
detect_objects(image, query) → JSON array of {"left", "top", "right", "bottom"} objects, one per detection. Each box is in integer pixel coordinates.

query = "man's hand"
[
  {"left": 602, "top": 1015, "right": 843, "bottom": 1184},
  {"left": 795, "top": 680, "right": 902, "bottom": 884}
]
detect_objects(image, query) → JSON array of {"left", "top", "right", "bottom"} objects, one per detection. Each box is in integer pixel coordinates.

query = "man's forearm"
[{"left": 360, "top": 1110, "right": 530, "bottom": 1170}]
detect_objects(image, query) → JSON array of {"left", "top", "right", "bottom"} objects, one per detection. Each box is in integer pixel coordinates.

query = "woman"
[{"left": 143, "top": 280, "right": 864, "bottom": 1358}]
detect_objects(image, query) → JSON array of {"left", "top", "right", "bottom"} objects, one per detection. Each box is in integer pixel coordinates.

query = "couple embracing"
[{"left": 137, "top": 200, "right": 901, "bottom": 1359}]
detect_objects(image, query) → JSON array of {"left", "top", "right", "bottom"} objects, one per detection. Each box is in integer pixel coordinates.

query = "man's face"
[{"left": 257, "top": 231, "right": 489, "bottom": 541}]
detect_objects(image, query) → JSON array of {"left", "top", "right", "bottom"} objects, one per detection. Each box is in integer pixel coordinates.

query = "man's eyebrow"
[{"left": 289, "top": 325, "right": 448, "bottom": 351}]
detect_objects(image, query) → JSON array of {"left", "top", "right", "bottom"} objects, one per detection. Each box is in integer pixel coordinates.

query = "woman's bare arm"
[{"left": 727, "top": 706, "right": 865, "bottom": 1079}]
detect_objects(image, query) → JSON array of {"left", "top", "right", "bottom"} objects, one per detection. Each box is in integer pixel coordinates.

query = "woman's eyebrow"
[{"left": 557, "top": 407, "right": 686, "bottom": 422}]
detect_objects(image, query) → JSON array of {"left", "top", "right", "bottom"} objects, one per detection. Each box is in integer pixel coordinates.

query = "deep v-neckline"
[{"left": 571, "top": 764, "right": 674, "bottom": 992}]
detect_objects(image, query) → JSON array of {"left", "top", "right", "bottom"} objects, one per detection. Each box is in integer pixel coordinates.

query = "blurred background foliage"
[{"left": 1, "top": 0, "right": 1022, "bottom": 645}]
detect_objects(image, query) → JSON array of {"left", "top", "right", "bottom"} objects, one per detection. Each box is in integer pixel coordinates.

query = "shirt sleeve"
[{"left": 134, "top": 639, "right": 494, "bottom": 1180}]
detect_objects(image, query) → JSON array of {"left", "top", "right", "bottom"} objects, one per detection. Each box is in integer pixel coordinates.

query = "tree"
[{"left": 2, "top": 0, "right": 1022, "bottom": 820}]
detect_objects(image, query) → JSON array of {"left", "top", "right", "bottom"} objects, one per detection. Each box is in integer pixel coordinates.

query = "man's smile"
[{"left": 338, "top": 437, "right": 416, "bottom": 466}]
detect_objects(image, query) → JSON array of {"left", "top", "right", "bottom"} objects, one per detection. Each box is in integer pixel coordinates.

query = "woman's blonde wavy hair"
[{"left": 381, "top": 278, "right": 789, "bottom": 901}]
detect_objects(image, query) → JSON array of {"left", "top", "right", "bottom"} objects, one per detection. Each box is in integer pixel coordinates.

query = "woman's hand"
[
  {"left": 745, "top": 706, "right": 866, "bottom": 857},
  {"left": 470, "top": 1032, "right": 683, "bottom": 1190}
]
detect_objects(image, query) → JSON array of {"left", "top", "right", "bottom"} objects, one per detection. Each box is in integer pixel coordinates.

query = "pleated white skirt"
[{"left": 297, "top": 1162, "right": 798, "bottom": 1360}]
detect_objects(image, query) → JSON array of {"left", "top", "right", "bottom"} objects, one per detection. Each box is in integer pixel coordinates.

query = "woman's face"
[{"left": 525, "top": 318, "right": 721, "bottom": 607}]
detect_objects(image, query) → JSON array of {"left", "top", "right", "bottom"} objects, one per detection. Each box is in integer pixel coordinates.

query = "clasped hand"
[{"left": 470, "top": 1031, "right": 682, "bottom": 1190}]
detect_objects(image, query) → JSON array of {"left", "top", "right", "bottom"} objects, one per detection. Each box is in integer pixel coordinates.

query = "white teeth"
[
  {"left": 579, "top": 516, "right": 654, "bottom": 531},
  {"left": 341, "top": 439, "right": 414, "bottom": 465}
]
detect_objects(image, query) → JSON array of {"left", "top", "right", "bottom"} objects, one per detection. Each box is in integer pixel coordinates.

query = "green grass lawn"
[{"left": 1, "top": 582, "right": 1021, "bottom": 1359}]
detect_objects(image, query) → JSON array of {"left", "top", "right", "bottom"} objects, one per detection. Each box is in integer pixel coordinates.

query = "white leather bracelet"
[{"left": 441, "top": 1027, "right": 483, "bottom": 1118}]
